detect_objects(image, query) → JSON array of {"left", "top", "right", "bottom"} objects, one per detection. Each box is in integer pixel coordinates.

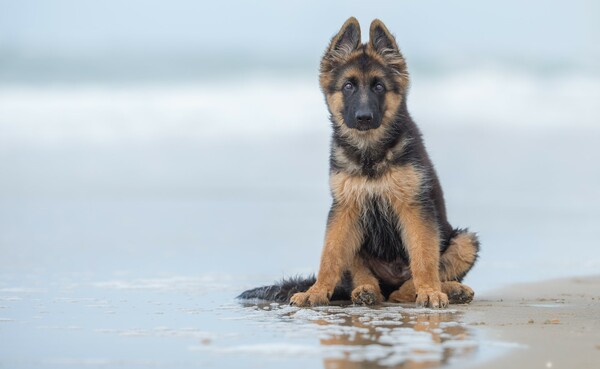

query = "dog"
[{"left": 238, "top": 17, "right": 479, "bottom": 308}]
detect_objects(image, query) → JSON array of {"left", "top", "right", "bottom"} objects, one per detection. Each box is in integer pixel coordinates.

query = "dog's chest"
[
  {"left": 329, "top": 164, "right": 422, "bottom": 206},
  {"left": 359, "top": 195, "right": 409, "bottom": 263},
  {"left": 329, "top": 166, "right": 422, "bottom": 265}
]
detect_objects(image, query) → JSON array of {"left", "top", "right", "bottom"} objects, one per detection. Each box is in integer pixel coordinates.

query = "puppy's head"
[{"left": 320, "top": 18, "right": 409, "bottom": 134}]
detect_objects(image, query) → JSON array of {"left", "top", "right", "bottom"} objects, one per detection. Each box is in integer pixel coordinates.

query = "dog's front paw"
[
  {"left": 416, "top": 289, "right": 448, "bottom": 309},
  {"left": 351, "top": 284, "right": 383, "bottom": 306},
  {"left": 290, "top": 289, "right": 329, "bottom": 307}
]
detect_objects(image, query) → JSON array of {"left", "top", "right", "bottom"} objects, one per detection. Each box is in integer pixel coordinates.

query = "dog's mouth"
[{"left": 353, "top": 121, "right": 380, "bottom": 131}]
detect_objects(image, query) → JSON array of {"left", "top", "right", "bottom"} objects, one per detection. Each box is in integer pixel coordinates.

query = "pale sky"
[{"left": 1, "top": 0, "right": 598, "bottom": 60}]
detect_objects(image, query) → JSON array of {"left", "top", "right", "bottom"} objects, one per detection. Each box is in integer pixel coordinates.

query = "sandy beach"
[
  {"left": 461, "top": 276, "right": 600, "bottom": 369},
  {"left": 2, "top": 270, "right": 599, "bottom": 369}
]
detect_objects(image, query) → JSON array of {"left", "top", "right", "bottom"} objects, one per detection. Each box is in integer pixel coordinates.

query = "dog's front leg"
[
  {"left": 390, "top": 199, "right": 448, "bottom": 308},
  {"left": 290, "top": 201, "right": 362, "bottom": 307}
]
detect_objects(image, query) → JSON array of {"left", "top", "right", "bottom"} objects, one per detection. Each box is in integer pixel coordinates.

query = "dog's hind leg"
[
  {"left": 389, "top": 229, "right": 479, "bottom": 304},
  {"left": 439, "top": 229, "right": 480, "bottom": 283},
  {"left": 437, "top": 229, "right": 479, "bottom": 304},
  {"left": 348, "top": 256, "right": 384, "bottom": 306}
]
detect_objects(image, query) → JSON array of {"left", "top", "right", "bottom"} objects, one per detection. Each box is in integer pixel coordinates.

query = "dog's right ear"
[
  {"left": 327, "top": 17, "right": 361, "bottom": 55},
  {"left": 321, "top": 17, "right": 361, "bottom": 72}
]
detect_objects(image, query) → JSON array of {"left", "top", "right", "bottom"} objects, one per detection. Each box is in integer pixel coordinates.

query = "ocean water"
[{"left": 1, "top": 67, "right": 599, "bottom": 368}]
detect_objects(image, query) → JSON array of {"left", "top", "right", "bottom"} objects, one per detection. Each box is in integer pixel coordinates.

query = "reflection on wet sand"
[{"left": 241, "top": 302, "right": 478, "bottom": 368}]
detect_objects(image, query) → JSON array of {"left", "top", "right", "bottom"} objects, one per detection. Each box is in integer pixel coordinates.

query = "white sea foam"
[
  {"left": 410, "top": 67, "right": 600, "bottom": 130},
  {"left": 1, "top": 68, "right": 598, "bottom": 148}
]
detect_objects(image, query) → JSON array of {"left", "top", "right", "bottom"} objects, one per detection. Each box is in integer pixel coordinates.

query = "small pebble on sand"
[{"left": 543, "top": 319, "right": 560, "bottom": 325}]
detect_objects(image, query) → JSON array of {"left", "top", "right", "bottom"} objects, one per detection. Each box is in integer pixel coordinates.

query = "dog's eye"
[
  {"left": 343, "top": 82, "right": 354, "bottom": 91},
  {"left": 373, "top": 83, "right": 385, "bottom": 93}
]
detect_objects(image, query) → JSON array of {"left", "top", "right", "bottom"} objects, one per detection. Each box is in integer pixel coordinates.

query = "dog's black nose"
[{"left": 355, "top": 110, "right": 373, "bottom": 123}]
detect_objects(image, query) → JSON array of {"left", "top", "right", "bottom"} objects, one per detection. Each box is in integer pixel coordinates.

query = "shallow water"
[{"left": 1, "top": 271, "right": 500, "bottom": 369}]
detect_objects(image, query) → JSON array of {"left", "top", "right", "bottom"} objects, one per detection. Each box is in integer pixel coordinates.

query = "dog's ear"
[
  {"left": 321, "top": 17, "right": 361, "bottom": 72},
  {"left": 328, "top": 17, "right": 361, "bottom": 55},
  {"left": 368, "top": 19, "right": 407, "bottom": 79},
  {"left": 369, "top": 19, "right": 399, "bottom": 54}
]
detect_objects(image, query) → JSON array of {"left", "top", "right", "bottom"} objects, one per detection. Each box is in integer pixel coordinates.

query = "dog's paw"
[
  {"left": 290, "top": 290, "right": 329, "bottom": 307},
  {"left": 351, "top": 284, "right": 383, "bottom": 306},
  {"left": 416, "top": 289, "right": 448, "bottom": 309},
  {"left": 445, "top": 282, "right": 474, "bottom": 304}
]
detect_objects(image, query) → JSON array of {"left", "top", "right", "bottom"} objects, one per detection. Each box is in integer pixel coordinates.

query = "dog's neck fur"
[{"left": 329, "top": 102, "right": 423, "bottom": 178}]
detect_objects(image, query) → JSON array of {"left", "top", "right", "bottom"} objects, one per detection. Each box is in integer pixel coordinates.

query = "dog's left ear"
[
  {"left": 369, "top": 19, "right": 399, "bottom": 54},
  {"left": 368, "top": 19, "right": 407, "bottom": 79}
]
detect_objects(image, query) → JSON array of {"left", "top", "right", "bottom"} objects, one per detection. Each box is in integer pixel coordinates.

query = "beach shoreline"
[{"left": 458, "top": 275, "right": 600, "bottom": 369}]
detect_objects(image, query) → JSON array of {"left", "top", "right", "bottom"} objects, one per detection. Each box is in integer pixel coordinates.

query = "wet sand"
[
  {"left": 460, "top": 275, "right": 600, "bottom": 369},
  {"left": 1, "top": 271, "right": 599, "bottom": 368}
]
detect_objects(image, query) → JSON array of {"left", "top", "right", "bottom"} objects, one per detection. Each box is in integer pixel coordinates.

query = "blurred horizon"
[{"left": 1, "top": 0, "right": 599, "bottom": 83}]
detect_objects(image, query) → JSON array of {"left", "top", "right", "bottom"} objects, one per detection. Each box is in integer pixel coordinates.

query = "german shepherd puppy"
[{"left": 238, "top": 17, "right": 479, "bottom": 308}]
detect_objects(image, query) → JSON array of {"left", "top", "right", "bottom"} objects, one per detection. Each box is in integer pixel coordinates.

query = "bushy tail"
[{"left": 237, "top": 274, "right": 352, "bottom": 303}]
